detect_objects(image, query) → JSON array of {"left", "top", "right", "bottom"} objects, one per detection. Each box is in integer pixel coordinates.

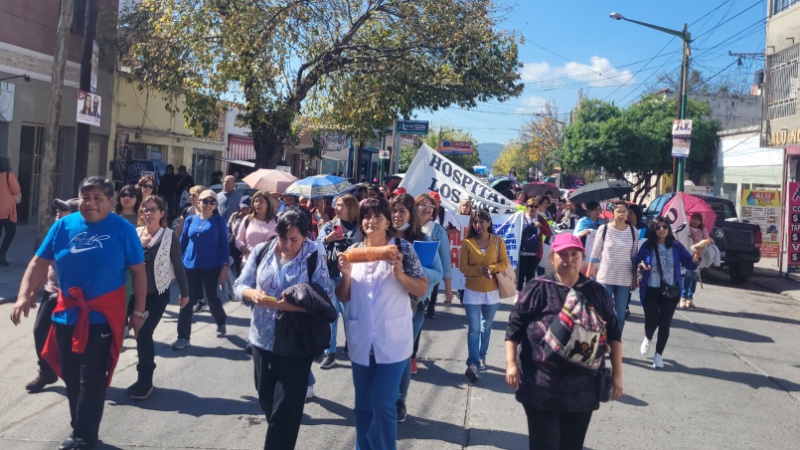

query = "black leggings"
[
  {"left": 523, "top": 404, "right": 593, "bottom": 450},
  {"left": 518, "top": 254, "right": 540, "bottom": 291},
  {"left": 0, "top": 218, "right": 16, "bottom": 256},
  {"left": 178, "top": 267, "right": 227, "bottom": 340},
  {"left": 643, "top": 287, "right": 680, "bottom": 355}
]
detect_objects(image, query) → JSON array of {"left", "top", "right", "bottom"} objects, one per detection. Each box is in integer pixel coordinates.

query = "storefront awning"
[{"left": 228, "top": 134, "right": 255, "bottom": 160}]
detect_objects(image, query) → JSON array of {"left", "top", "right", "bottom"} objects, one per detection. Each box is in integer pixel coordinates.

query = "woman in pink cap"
[{"left": 505, "top": 233, "right": 624, "bottom": 450}]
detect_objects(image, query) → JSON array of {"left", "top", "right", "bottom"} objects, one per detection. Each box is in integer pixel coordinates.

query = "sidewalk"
[
  {"left": 0, "top": 224, "right": 37, "bottom": 304},
  {"left": 749, "top": 257, "right": 800, "bottom": 302}
]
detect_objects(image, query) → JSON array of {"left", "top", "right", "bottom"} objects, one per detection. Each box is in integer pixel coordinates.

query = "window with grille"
[
  {"left": 773, "top": 0, "right": 800, "bottom": 15},
  {"left": 766, "top": 44, "right": 799, "bottom": 120}
]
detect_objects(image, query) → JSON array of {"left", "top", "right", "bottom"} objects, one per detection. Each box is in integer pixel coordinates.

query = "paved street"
[{"left": 1, "top": 226, "right": 800, "bottom": 449}]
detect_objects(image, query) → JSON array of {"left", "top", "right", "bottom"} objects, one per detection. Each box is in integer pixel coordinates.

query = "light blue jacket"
[{"left": 425, "top": 221, "right": 453, "bottom": 280}]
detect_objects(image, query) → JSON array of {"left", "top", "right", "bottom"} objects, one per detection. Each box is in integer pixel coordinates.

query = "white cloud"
[
  {"left": 514, "top": 96, "right": 548, "bottom": 114},
  {"left": 520, "top": 57, "right": 634, "bottom": 88}
]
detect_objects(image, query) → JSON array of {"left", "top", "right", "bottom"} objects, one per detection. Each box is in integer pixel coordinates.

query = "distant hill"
[{"left": 477, "top": 142, "right": 504, "bottom": 170}]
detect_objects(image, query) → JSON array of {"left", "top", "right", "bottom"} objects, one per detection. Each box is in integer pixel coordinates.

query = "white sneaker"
[
  {"left": 640, "top": 337, "right": 651, "bottom": 356},
  {"left": 653, "top": 353, "right": 664, "bottom": 369},
  {"left": 305, "top": 385, "right": 315, "bottom": 402}
]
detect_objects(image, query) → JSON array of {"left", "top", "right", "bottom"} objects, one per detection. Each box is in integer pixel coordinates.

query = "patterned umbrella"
[
  {"left": 284, "top": 174, "right": 356, "bottom": 199},
  {"left": 242, "top": 169, "right": 297, "bottom": 193}
]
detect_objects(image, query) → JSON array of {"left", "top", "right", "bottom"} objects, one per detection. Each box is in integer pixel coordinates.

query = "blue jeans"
[
  {"left": 398, "top": 300, "right": 427, "bottom": 402},
  {"left": 326, "top": 276, "right": 348, "bottom": 354},
  {"left": 682, "top": 270, "right": 698, "bottom": 299},
  {"left": 352, "top": 356, "right": 406, "bottom": 450},
  {"left": 464, "top": 303, "right": 501, "bottom": 372},
  {"left": 602, "top": 284, "right": 631, "bottom": 333}
]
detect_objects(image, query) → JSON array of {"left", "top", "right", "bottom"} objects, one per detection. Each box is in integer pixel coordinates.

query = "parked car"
[{"left": 643, "top": 193, "right": 762, "bottom": 282}]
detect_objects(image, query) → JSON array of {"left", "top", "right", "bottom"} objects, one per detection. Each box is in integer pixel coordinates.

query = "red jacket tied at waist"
[{"left": 41, "top": 285, "right": 127, "bottom": 387}]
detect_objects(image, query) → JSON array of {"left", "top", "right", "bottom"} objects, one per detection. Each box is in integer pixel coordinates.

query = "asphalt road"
[{"left": 1, "top": 267, "right": 799, "bottom": 449}]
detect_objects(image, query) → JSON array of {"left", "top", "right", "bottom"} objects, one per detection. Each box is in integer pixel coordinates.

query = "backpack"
[
  {"left": 520, "top": 215, "right": 541, "bottom": 254},
  {"left": 538, "top": 279, "right": 607, "bottom": 372}
]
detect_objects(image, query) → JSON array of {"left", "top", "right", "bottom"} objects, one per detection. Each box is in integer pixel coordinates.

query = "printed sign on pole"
[
  {"left": 671, "top": 119, "right": 692, "bottom": 158},
  {"left": 76, "top": 90, "right": 101, "bottom": 127}
]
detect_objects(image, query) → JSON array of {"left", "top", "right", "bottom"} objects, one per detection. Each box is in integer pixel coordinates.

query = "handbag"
[
  {"left": 596, "top": 366, "right": 612, "bottom": 402},
  {"left": 654, "top": 247, "right": 680, "bottom": 300},
  {"left": 494, "top": 235, "right": 517, "bottom": 298}
]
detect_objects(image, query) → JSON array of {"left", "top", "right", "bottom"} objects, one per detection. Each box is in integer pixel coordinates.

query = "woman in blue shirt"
[{"left": 174, "top": 190, "right": 229, "bottom": 350}]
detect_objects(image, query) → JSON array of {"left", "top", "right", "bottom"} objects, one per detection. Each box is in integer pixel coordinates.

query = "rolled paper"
[
  {"left": 690, "top": 238, "right": 713, "bottom": 254},
  {"left": 344, "top": 245, "right": 397, "bottom": 263}
]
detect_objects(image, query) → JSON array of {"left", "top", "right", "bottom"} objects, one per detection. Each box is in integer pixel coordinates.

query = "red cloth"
[{"left": 41, "top": 285, "right": 127, "bottom": 388}]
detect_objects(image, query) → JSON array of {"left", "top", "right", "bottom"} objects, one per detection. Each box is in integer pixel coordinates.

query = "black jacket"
[{"left": 272, "top": 283, "right": 336, "bottom": 358}]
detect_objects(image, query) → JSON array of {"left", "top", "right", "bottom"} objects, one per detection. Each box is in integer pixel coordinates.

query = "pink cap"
[{"left": 551, "top": 233, "right": 585, "bottom": 253}]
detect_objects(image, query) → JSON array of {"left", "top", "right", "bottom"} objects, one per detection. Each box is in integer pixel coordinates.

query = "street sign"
[
  {"left": 379, "top": 149, "right": 390, "bottom": 159},
  {"left": 438, "top": 140, "right": 473, "bottom": 154},
  {"left": 396, "top": 120, "right": 429, "bottom": 135}
]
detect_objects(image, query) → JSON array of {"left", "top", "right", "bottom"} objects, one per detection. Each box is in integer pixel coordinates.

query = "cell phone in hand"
[{"left": 334, "top": 225, "right": 344, "bottom": 237}]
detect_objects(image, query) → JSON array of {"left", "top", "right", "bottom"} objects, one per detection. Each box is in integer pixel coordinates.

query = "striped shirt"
[{"left": 590, "top": 224, "right": 637, "bottom": 286}]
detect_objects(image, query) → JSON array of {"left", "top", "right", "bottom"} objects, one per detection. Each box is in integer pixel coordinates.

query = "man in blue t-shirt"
[{"left": 10, "top": 176, "right": 146, "bottom": 450}]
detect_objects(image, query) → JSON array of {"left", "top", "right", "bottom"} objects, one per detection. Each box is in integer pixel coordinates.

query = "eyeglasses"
[
  {"left": 201, "top": 198, "right": 217, "bottom": 205},
  {"left": 142, "top": 207, "right": 160, "bottom": 214},
  {"left": 656, "top": 225, "right": 670, "bottom": 231},
  {"left": 119, "top": 192, "right": 135, "bottom": 199},
  {"left": 142, "top": 184, "right": 154, "bottom": 189},
  {"left": 418, "top": 203, "right": 435, "bottom": 210}
]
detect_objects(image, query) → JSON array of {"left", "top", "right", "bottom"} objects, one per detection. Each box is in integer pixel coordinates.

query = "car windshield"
[{"left": 703, "top": 197, "right": 738, "bottom": 220}]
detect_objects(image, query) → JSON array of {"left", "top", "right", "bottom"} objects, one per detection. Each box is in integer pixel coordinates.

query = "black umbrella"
[{"left": 568, "top": 179, "right": 632, "bottom": 204}]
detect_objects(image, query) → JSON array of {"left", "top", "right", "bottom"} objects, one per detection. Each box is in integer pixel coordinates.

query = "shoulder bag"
[
  {"left": 495, "top": 235, "right": 517, "bottom": 298},
  {"left": 654, "top": 247, "right": 680, "bottom": 300}
]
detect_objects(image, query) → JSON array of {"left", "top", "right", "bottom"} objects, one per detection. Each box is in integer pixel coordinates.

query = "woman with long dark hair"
[
  {"left": 336, "top": 199, "right": 427, "bottom": 449},
  {"left": 635, "top": 216, "right": 699, "bottom": 369},
  {"left": 236, "top": 190, "right": 277, "bottom": 264},
  {"left": 114, "top": 185, "right": 141, "bottom": 226},
  {"left": 392, "top": 193, "right": 443, "bottom": 421},
  {"left": 459, "top": 209, "right": 509, "bottom": 382},
  {"left": 136, "top": 175, "right": 158, "bottom": 200}
]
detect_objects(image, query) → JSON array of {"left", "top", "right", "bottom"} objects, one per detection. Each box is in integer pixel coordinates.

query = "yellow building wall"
[{"left": 106, "top": 76, "right": 224, "bottom": 178}]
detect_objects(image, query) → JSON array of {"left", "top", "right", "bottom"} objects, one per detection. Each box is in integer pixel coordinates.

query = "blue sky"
[{"left": 414, "top": 0, "right": 767, "bottom": 147}]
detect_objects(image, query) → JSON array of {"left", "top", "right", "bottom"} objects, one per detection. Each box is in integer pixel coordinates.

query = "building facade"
[{"left": 0, "top": 0, "right": 118, "bottom": 222}]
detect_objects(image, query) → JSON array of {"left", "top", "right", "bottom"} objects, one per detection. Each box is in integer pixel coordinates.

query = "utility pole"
[
  {"left": 37, "top": 0, "right": 74, "bottom": 247},
  {"left": 73, "top": 0, "right": 98, "bottom": 191}
]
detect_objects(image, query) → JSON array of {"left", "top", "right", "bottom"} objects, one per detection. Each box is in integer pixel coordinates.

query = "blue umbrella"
[{"left": 284, "top": 174, "right": 356, "bottom": 199}]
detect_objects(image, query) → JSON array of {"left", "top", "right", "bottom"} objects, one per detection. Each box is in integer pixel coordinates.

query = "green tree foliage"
[
  {"left": 119, "top": 0, "right": 523, "bottom": 168},
  {"left": 492, "top": 140, "right": 534, "bottom": 177},
  {"left": 561, "top": 95, "right": 719, "bottom": 201}
]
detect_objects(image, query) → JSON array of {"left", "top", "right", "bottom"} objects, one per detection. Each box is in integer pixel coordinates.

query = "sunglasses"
[
  {"left": 201, "top": 198, "right": 217, "bottom": 205},
  {"left": 142, "top": 184, "right": 154, "bottom": 189},
  {"left": 656, "top": 225, "right": 670, "bottom": 231},
  {"left": 527, "top": 204, "right": 537, "bottom": 208},
  {"left": 119, "top": 192, "right": 136, "bottom": 199}
]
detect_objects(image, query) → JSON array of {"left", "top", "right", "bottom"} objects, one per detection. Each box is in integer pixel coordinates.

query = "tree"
[
  {"left": 648, "top": 69, "right": 749, "bottom": 95},
  {"left": 492, "top": 140, "right": 534, "bottom": 177},
  {"left": 561, "top": 95, "right": 720, "bottom": 202},
  {"left": 519, "top": 100, "right": 565, "bottom": 176},
  {"left": 119, "top": 0, "right": 523, "bottom": 168}
]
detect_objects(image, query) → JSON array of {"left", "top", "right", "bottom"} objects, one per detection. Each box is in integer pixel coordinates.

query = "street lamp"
[
  {"left": 0, "top": 74, "right": 31, "bottom": 82},
  {"left": 610, "top": 12, "right": 691, "bottom": 193}
]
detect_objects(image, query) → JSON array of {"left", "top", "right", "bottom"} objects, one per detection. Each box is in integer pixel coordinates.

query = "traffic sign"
[{"left": 396, "top": 120, "right": 429, "bottom": 135}]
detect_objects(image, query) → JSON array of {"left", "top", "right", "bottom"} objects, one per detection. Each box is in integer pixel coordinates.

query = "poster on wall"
[
  {"left": 76, "top": 90, "right": 101, "bottom": 127},
  {"left": 788, "top": 183, "right": 800, "bottom": 273},
  {"left": 741, "top": 189, "right": 781, "bottom": 258},
  {"left": 111, "top": 133, "right": 131, "bottom": 183}
]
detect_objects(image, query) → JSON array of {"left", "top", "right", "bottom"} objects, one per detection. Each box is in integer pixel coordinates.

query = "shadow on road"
[
  {"left": 681, "top": 307, "right": 800, "bottom": 327},
  {"left": 107, "top": 387, "right": 261, "bottom": 416}
]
